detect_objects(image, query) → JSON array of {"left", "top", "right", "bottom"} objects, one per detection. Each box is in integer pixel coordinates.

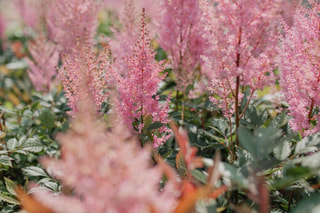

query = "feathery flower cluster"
[
  {"left": 26, "top": 35, "right": 59, "bottom": 92},
  {"left": 109, "top": 0, "right": 139, "bottom": 76},
  {"left": 33, "top": 103, "right": 177, "bottom": 213},
  {"left": 279, "top": 2, "right": 320, "bottom": 135},
  {"left": 13, "top": 0, "right": 49, "bottom": 30},
  {"left": 46, "top": 0, "right": 98, "bottom": 54},
  {"left": 58, "top": 42, "right": 112, "bottom": 116},
  {"left": 118, "top": 9, "right": 171, "bottom": 147},
  {"left": 158, "top": 0, "right": 205, "bottom": 92},
  {"left": 0, "top": 13, "right": 5, "bottom": 41},
  {"left": 200, "top": 0, "right": 280, "bottom": 117}
]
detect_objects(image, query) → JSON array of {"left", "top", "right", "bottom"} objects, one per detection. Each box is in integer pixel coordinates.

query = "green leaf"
[
  {"left": 295, "top": 133, "right": 320, "bottom": 155},
  {"left": 6, "top": 138, "right": 17, "bottom": 151},
  {"left": 4, "top": 178, "right": 17, "bottom": 196},
  {"left": 191, "top": 169, "right": 207, "bottom": 184},
  {"left": 238, "top": 126, "right": 282, "bottom": 161},
  {"left": 273, "top": 140, "right": 291, "bottom": 161},
  {"left": 292, "top": 193, "right": 320, "bottom": 213},
  {"left": 21, "top": 138, "right": 43, "bottom": 153},
  {"left": 0, "top": 106, "right": 15, "bottom": 114},
  {"left": 147, "top": 121, "right": 164, "bottom": 131},
  {"left": 270, "top": 112, "right": 287, "bottom": 128},
  {"left": 0, "top": 155, "right": 13, "bottom": 167},
  {"left": 221, "top": 163, "right": 248, "bottom": 188},
  {"left": 39, "top": 108, "right": 54, "bottom": 132},
  {"left": 0, "top": 193, "right": 20, "bottom": 205},
  {"left": 22, "top": 166, "right": 47, "bottom": 177}
]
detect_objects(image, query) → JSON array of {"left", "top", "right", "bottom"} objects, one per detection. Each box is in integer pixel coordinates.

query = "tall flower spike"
[
  {"left": 118, "top": 9, "right": 171, "bottom": 147},
  {"left": 58, "top": 41, "right": 112, "bottom": 117},
  {"left": 279, "top": 2, "right": 320, "bottom": 136},
  {"left": 13, "top": 0, "right": 49, "bottom": 30},
  {"left": 30, "top": 98, "right": 177, "bottom": 213},
  {"left": 200, "top": 0, "right": 281, "bottom": 117},
  {"left": 158, "top": 0, "right": 206, "bottom": 93},
  {"left": 109, "top": 0, "right": 139, "bottom": 76},
  {"left": 46, "top": 0, "right": 98, "bottom": 54},
  {"left": 26, "top": 34, "right": 59, "bottom": 92}
]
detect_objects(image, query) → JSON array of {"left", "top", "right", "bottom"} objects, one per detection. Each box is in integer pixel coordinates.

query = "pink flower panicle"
[
  {"left": 58, "top": 42, "right": 112, "bottom": 117},
  {"left": 279, "top": 2, "right": 320, "bottom": 136},
  {"left": 26, "top": 34, "right": 59, "bottom": 92},
  {"left": 33, "top": 102, "right": 177, "bottom": 213},
  {"left": 109, "top": 0, "right": 139, "bottom": 76},
  {"left": 46, "top": 0, "right": 98, "bottom": 54},
  {"left": 13, "top": 0, "right": 49, "bottom": 30},
  {"left": 158, "top": 0, "right": 206, "bottom": 92},
  {"left": 118, "top": 9, "right": 171, "bottom": 147},
  {"left": 200, "top": 0, "right": 280, "bottom": 116}
]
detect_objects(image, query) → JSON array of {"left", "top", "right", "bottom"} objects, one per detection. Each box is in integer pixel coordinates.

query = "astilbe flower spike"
[
  {"left": 46, "top": 0, "right": 98, "bottom": 54},
  {"left": 109, "top": 0, "right": 139, "bottom": 76},
  {"left": 279, "top": 1, "right": 320, "bottom": 136},
  {"left": 200, "top": 0, "right": 281, "bottom": 118},
  {"left": 26, "top": 34, "right": 59, "bottom": 92},
  {"left": 30, "top": 99, "right": 177, "bottom": 213},
  {"left": 118, "top": 9, "right": 171, "bottom": 147},
  {"left": 13, "top": 0, "right": 49, "bottom": 30},
  {"left": 0, "top": 13, "right": 5, "bottom": 41},
  {"left": 58, "top": 41, "right": 112, "bottom": 117},
  {"left": 158, "top": 0, "right": 206, "bottom": 94}
]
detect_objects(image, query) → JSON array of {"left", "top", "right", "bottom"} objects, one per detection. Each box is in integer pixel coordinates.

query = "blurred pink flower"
[
  {"left": 25, "top": 35, "right": 59, "bottom": 92},
  {"left": 46, "top": 0, "right": 98, "bottom": 54},
  {"left": 158, "top": 0, "right": 206, "bottom": 92},
  {"left": 279, "top": 2, "right": 320, "bottom": 135},
  {"left": 0, "top": 13, "right": 5, "bottom": 40},
  {"left": 34, "top": 102, "right": 177, "bottom": 213},
  {"left": 109, "top": 0, "right": 139, "bottom": 76},
  {"left": 13, "top": 0, "right": 49, "bottom": 30}
]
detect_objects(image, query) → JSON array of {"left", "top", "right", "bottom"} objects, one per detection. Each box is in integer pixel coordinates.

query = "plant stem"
[{"left": 235, "top": 27, "right": 242, "bottom": 148}]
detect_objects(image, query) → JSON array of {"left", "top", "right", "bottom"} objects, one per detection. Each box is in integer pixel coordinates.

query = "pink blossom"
[
  {"left": 25, "top": 34, "right": 59, "bottom": 92},
  {"left": 279, "top": 2, "right": 320, "bottom": 135},
  {"left": 109, "top": 0, "right": 139, "bottom": 76},
  {"left": 200, "top": 0, "right": 280, "bottom": 116},
  {"left": 117, "top": 9, "right": 171, "bottom": 147},
  {"left": 58, "top": 42, "right": 112, "bottom": 116},
  {"left": 34, "top": 102, "right": 177, "bottom": 213},
  {"left": 13, "top": 0, "right": 49, "bottom": 30},
  {"left": 158, "top": 0, "right": 206, "bottom": 92},
  {"left": 0, "top": 13, "right": 5, "bottom": 41},
  {"left": 46, "top": 0, "right": 98, "bottom": 54}
]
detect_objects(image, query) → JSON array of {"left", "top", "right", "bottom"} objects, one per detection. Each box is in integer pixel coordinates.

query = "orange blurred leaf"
[{"left": 15, "top": 186, "right": 55, "bottom": 213}]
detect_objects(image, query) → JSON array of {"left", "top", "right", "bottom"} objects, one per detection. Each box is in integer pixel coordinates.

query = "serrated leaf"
[
  {"left": 0, "top": 193, "right": 20, "bottom": 205},
  {"left": 295, "top": 133, "right": 320, "bottom": 155},
  {"left": 292, "top": 193, "right": 320, "bottom": 213},
  {"left": 21, "top": 138, "right": 43, "bottom": 153},
  {"left": 270, "top": 112, "right": 287, "bottom": 128},
  {"left": 38, "top": 178, "right": 52, "bottom": 184},
  {"left": 18, "top": 135, "right": 26, "bottom": 147},
  {"left": 4, "top": 177, "right": 17, "bottom": 196},
  {"left": 274, "top": 140, "right": 291, "bottom": 161},
  {"left": 22, "top": 166, "right": 47, "bottom": 177},
  {"left": 6, "top": 138, "right": 17, "bottom": 151},
  {"left": 0, "top": 155, "right": 13, "bottom": 167},
  {"left": 44, "top": 182, "right": 59, "bottom": 192}
]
